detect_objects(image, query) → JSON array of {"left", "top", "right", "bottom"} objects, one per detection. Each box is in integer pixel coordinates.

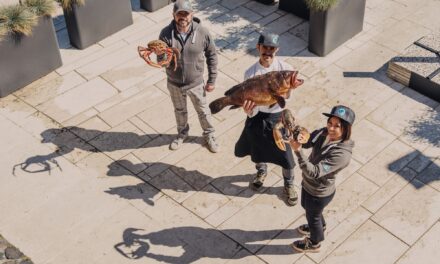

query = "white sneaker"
[{"left": 206, "top": 136, "right": 219, "bottom": 153}]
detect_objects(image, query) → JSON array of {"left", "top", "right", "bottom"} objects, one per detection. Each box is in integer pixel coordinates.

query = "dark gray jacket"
[
  {"left": 159, "top": 17, "right": 217, "bottom": 89},
  {"left": 295, "top": 128, "right": 354, "bottom": 197}
]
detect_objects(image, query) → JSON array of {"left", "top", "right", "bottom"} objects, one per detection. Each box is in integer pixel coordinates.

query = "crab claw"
[
  {"left": 273, "top": 123, "right": 287, "bottom": 151},
  {"left": 137, "top": 46, "right": 147, "bottom": 58},
  {"left": 293, "top": 126, "right": 311, "bottom": 144}
]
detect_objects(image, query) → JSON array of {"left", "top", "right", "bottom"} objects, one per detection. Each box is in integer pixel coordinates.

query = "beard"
[{"left": 177, "top": 18, "right": 190, "bottom": 28}]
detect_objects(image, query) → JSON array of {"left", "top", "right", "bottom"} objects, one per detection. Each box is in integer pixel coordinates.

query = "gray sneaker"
[
  {"left": 169, "top": 136, "right": 186, "bottom": 150},
  {"left": 284, "top": 185, "right": 298, "bottom": 206},
  {"left": 252, "top": 169, "right": 267, "bottom": 190},
  {"left": 206, "top": 136, "right": 219, "bottom": 153}
]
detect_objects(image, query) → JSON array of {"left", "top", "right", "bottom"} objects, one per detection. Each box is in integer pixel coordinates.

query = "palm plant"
[
  {"left": 0, "top": 0, "right": 56, "bottom": 40},
  {"left": 0, "top": 5, "right": 37, "bottom": 39},
  {"left": 305, "top": 0, "right": 338, "bottom": 11},
  {"left": 24, "top": 0, "right": 57, "bottom": 16}
]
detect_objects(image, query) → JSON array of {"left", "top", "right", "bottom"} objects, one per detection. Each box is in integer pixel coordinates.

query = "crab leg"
[{"left": 137, "top": 46, "right": 162, "bottom": 68}]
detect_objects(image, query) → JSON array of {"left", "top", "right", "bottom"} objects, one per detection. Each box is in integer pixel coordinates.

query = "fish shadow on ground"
[
  {"left": 105, "top": 159, "right": 290, "bottom": 206},
  {"left": 114, "top": 226, "right": 302, "bottom": 262}
]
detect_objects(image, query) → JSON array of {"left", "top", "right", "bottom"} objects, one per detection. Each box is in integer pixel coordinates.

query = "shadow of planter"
[
  {"left": 252, "top": 0, "right": 277, "bottom": 6},
  {"left": 140, "top": 0, "right": 172, "bottom": 12},
  {"left": 308, "top": 0, "right": 366, "bottom": 56},
  {"left": 279, "top": 0, "right": 309, "bottom": 20},
  {"left": 63, "top": 0, "right": 133, "bottom": 49},
  {"left": 0, "top": 16, "right": 62, "bottom": 98}
]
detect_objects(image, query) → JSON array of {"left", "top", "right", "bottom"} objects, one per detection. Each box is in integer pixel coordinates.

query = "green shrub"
[
  {"left": 57, "top": 0, "right": 85, "bottom": 10},
  {"left": 24, "top": 0, "right": 56, "bottom": 17},
  {"left": 0, "top": 5, "right": 38, "bottom": 39},
  {"left": 305, "top": 0, "right": 339, "bottom": 11}
]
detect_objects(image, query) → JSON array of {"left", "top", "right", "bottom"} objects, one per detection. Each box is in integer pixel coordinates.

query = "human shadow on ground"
[
  {"left": 114, "top": 226, "right": 301, "bottom": 262},
  {"left": 105, "top": 160, "right": 288, "bottom": 206},
  {"left": 13, "top": 127, "right": 201, "bottom": 175},
  {"left": 388, "top": 150, "right": 440, "bottom": 189}
]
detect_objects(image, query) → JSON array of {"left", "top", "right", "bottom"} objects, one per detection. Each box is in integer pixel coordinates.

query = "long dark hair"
[{"left": 327, "top": 117, "right": 352, "bottom": 141}]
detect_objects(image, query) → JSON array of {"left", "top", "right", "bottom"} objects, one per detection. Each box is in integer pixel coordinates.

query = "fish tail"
[{"left": 209, "top": 97, "right": 229, "bottom": 114}]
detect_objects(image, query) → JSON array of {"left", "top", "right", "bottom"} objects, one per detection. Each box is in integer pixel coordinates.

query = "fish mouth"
[{"left": 290, "top": 71, "right": 304, "bottom": 88}]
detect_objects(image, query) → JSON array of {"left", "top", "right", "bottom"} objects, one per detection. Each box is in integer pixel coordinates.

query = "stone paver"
[{"left": 1, "top": 0, "right": 440, "bottom": 263}]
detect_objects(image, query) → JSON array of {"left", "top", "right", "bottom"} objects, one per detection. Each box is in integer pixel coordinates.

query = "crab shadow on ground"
[
  {"left": 114, "top": 226, "right": 302, "bottom": 262},
  {"left": 105, "top": 159, "right": 289, "bottom": 206},
  {"left": 12, "top": 126, "right": 201, "bottom": 175}
]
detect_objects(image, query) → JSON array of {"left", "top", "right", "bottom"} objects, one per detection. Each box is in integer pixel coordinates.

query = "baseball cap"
[
  {"left": 323, "top": 105, "right": 356, "bottom": 125},
  {"left": 173, "top": 0, "right": 193, "bottom": 13},
  {"left": 258, "top": 32, "right": 280, "bottom": 48}
]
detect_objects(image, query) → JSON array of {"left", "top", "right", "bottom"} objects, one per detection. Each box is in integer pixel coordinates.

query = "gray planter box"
[
  {"left": 279, "top": 0, "right": 309, "bottom": 20},
  {"left": 63, "top": 0, "right": 133, "bottom": 49},
  {"left": 308, "top": 0, "right": 366, "bottom": 56},
  {"left": 140, "top": 0, "right": 171, "bottom": 12},
  {"left": 0, "top": 16, "right": 62, "bottom": 98}
]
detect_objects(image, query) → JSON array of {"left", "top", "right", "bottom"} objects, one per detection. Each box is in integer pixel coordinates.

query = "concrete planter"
[
  {"left": 308, "top": 0, "right": 366, "bottom": 56},
  {"left": 140, "top": 0, "right": 171, "bottom": 12},
  {"left": 63, "top": 0, "right": 133, "bottom": 49},
  {"left": 0, "top": 16, "right": 62, "bottom": 98},
  {"left": 279, "top": 0, "right": 309, "bottom": 20}
]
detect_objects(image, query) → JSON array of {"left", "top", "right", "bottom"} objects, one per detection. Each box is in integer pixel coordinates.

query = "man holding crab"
[{"left": 158, "top": 0, "right": 219, "bottom": 152}]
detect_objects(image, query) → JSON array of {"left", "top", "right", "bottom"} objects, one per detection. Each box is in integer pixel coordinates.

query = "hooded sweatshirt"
[
  {"left": 295, "top": 128, "right": 354, "bottom": 197},
  {"left": 159, "top": 17, "right": 218, "bottom": 90}
]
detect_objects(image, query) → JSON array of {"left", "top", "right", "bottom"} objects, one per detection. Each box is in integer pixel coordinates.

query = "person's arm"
[
  {"left": 204, "top": 31, "right": 218, "bottom": 90},
  {"left": 295, "top": 149, "right": 351, "bottom": 179}
]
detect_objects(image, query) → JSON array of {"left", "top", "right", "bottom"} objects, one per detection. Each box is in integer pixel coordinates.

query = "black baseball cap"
[
  {"left": 173, "top": 0, "right": 193, "bottom": 13},
  {"left": 258, "top": 32, "right": 280, "bottom": 48},
  {"left": 323, "top": 105, "right": 356, "bottom": 125}
]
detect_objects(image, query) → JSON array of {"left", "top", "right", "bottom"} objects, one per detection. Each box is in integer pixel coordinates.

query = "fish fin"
[
  {"left": 224, "top": 83, "right": 242, "bottom": 96},
  {"left": 209, "top": 97, "right": 228, "bottom": 114},
  {"left": 229, "top": 105, "right": 240, "bottom": 110},
  {"left": 273, "top": 95, "right": 286, "bottom": 108}
]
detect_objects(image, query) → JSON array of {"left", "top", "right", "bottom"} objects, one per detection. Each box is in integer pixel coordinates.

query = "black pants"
[{"left": 301, "top": 188, "right": 335, "bottom": 244}]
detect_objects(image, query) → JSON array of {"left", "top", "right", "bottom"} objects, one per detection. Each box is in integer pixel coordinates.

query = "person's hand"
[
  {"left": 243, "top": 100, "right": 256, "bottom": 115},
  {"left": 205, "top": 83, "right": 215, "bottom": 92},
  {"left": 296, "top": 132, "right": 308, "bottom": 144},
  {"left": 289, "top": 139, "right": 302, "bottom": 152}
]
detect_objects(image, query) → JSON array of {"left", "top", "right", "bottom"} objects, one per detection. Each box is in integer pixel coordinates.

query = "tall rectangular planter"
[
  {"left": 0, "top": 16, "right": 62, "bottom": 98},
  {"left": 63, "top": 0, "right": 133, "bottom": 49},
  {"left": 279, "top": 0, "right": 309, "bottom": 20},
  {"left": 140, "top": 0, "right": 171, "bottom": 12},
  {"left": 308, "top": 0, "right": 366, "bottom": 56}
]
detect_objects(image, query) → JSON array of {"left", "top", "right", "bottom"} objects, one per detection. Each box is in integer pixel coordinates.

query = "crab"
[
  {"left": 273, "top": 109, "right": 310, "bottom": 151},
  {"left": 138, "top": 40, "right": 180, "bottom": 71}
]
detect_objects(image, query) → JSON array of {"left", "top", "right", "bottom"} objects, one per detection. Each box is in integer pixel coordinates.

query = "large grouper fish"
[{"left": 209, "top": 71, "right": 304, "bottom": 114}]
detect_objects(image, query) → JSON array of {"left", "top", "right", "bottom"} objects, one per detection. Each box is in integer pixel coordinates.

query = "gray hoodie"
[
  {"left": 159, "top": 17, "right": 217, "bottom": 89},
  {"left": 295, "top": 128, "right": 354, "bottom": 197}
]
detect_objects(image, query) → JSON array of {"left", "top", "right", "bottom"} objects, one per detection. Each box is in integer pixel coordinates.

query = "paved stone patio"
[{"left": 1, "top": 0, "right": 439, "bottom": 263}]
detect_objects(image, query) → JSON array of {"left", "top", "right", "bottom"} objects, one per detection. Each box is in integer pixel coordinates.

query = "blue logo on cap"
[
  {"left": 337, "top": 108, "right": 346, "bottom": 116},
  {"left": 271, "top": 35, "right": 279, "bottom": 44}
]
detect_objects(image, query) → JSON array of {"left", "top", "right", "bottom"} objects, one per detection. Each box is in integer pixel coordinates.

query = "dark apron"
[{"left": 234, "top": 111, "right": 295, "bottom": 169}]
